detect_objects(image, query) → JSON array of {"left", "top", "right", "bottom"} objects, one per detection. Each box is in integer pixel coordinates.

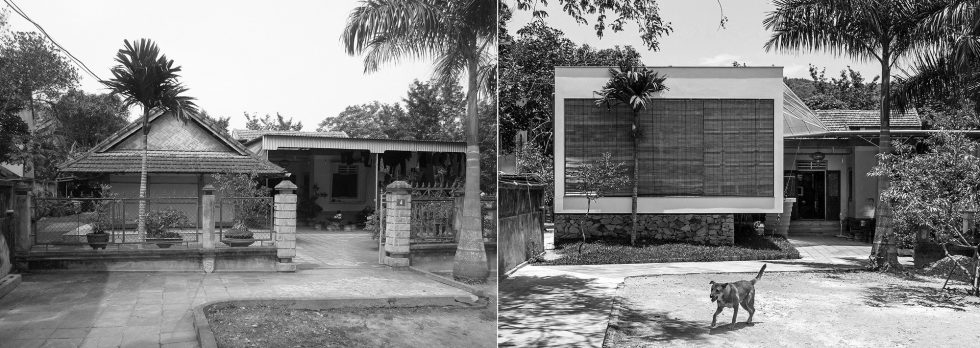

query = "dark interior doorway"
[{"left": 796, "top": 171, "right": 825, "bottom": 219}]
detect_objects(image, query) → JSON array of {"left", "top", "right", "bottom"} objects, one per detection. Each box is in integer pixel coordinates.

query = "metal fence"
[
  {"left": 407, "top": 194, "right": 497, "bottom": 244},
  {"left": 216, "top": 196, "right": 275, "bottom": 247},
  {"left": 31, "top": 196, "right": 203, "bottom": 250}
]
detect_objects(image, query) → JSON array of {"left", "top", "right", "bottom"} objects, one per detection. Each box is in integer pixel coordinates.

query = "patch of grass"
[{"left": 543, "top": 228, "right": 800, "bottom": 265}]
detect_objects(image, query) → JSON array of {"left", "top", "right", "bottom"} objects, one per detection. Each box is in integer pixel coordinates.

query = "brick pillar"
[
  {"left": 13, "top": 183, "right": 31, "bottom": 254},
  {"left": 384, "top": 181, "right": 411, "bottom": 267},
  {"left": 274, "top": 180, "right": 298, "bottom": 272},
  {"left": 201, "top": 184, "right": 216, "bottom": 273}
]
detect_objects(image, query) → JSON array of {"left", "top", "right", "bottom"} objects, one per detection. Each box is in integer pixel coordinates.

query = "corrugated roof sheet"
[
  {"left": 231, "top": 129, "right": 349, "bottom": 142},
  {"left": 782, "top": 84, "right": 829, "bottom": 137},
  {"left": 61, "top": 151, "right": 283, "bottom": 174},
  {"left": 816, "top": 109, "right": 921, "bottom": 130}
]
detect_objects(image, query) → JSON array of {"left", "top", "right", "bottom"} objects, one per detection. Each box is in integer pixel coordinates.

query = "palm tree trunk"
[
  {"left": 137, "top": 110, "right": 149, "bottom": 239},
  {"left": 872, "top": 62, "right": 900, "bottom": 269},
  {"left": 631, "top": 111, "right": 639, "bottom": 246},
  {"left": 452, "top": 54, "right": 489, "bottom": 282}
]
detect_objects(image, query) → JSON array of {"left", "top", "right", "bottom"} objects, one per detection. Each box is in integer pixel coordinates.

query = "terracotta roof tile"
[
  {"left": 815, "top": 109, "right": 920, "bottom": 131},
  {"left": 231, "top": 129, "right": 348, "bottom": 142},
  {"left": 62, "top": 151, "right": 283, "bottom": 174}
]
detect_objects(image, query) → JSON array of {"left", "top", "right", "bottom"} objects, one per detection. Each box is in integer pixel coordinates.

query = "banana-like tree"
[
  {"left": 102, "top": 39, "right": 198, "bottom": 240},
  {"left": 595, "top": 63, "right": 668, "bottom": 246},
  {"left": 764, "top": 0, "right": 957, "bottom": 270},
  {"left": 342, "top": 0, "right": 496, "bottom": 281}
]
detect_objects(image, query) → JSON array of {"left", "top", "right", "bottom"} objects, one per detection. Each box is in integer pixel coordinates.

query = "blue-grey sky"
[
  {"left": 3, "top": 0, "right": 439, "bottom": 130},
  {"left": 507, "top": 0, "right": 881, "bottom": 80}
]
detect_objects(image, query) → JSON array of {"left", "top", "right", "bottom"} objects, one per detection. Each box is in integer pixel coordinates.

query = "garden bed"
[
  {"left": 543, "top": 231, "right": 800, "bottom": 265},
  {"left": 204, "top": 303, "right": 495, "bottom": 348}
]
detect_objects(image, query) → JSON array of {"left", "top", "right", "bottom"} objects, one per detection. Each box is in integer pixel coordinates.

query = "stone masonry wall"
[{"left": 555, "top": 213, "right": 735, "bottom": 245}]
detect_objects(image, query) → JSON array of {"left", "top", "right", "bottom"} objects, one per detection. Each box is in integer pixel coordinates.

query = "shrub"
[
  {"left": 145, "top": 209, "right": 188, "bottom": 239},
  {"left": 211, "top": 173, "right": 272, "bottom": 228},
  {"left": 224, "top": 221, "right": 254, "bottom": 239}
]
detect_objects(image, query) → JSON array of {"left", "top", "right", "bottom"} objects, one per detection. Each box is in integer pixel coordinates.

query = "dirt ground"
[
  {"left": 608, "top": 270, "right": 980, "bottom": 348},
  {"left": 206, "top": 304, "right": 496, "bottom": 348}
]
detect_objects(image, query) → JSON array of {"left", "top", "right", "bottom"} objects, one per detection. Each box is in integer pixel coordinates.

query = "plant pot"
[
  {"left": 86, "top": 232, "right": 109, "bottom": 250},
  {"left": 221, "top": 238, "right": 256, "bottom": 247},
  {"left": 145, "top": 237, "right": 182, "bottom": 248},
  {"left": 898, "top": 248, "right": 914, "bottom": 257}
]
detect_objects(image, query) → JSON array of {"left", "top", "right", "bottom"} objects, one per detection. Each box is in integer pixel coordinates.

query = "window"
[
  {"left": 332, "top": 165, "right": 358, "bottom": 198},
  {"left": 564, "top": 98, "right": 774, "bottom": 197}
]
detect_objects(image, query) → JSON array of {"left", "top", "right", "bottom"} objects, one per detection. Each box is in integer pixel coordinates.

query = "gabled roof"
[
  {"left": 60, "top": 111, "right": 284, "bottom": 174},
  {"left": 231, "top": 129, "right": 348, "bottom": 142},
  {"left": 815, "top": 109, "right": 921, "bottom": 130}
]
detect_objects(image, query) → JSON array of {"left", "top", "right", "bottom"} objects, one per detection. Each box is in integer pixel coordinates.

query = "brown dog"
[{"left": 709, "top": 264, "right": 767, "bottom": 328}]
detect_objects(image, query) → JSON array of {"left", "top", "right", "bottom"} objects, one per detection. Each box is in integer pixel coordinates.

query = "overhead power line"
[{"left": 3, "top": 0, "right": 103, "bottom": 81}]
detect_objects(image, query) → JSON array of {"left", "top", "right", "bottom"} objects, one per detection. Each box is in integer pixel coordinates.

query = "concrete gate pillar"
[
  {"left": 274, "top": 180, "right": 298, "bottom": 272},
  {"left": 384, "top": 181, "right": 411, "bottom": 267},
  {"left": 13, "top": 183, "right": 31, "bottom": 255},
  {"left": 201, "top": 185, "right": 216, "bottom": 273}
]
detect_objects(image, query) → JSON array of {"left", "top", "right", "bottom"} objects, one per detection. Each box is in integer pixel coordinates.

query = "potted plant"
[
  {"left": 144, "top": 209, "right": 188, "bottom": 248},
  {"left": 85, "top": 185, "right": 116, "bottom": 250},
  {"left": 221, "top": 221, "right": 256, "bottom": 247}
]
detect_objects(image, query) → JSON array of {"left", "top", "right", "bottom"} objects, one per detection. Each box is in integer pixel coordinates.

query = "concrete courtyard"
[
  {"left": 497, "top": 235, "right": 905, "bottom": 347},
  {"left": 0, "top": 231, "right": 478, "bottom": 348}
]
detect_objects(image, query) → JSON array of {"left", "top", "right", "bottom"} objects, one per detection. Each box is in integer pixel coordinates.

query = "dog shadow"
[{"left": 708, "top": 321, "right": 760, "bottom": 334}]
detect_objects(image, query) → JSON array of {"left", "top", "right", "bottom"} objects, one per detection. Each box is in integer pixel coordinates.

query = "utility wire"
[{"left": 3, "top": 0, "right": 103, "bottom": 81}]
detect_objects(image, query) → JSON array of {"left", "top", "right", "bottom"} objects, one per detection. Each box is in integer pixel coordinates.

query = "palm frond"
[
  {"left": 594, "top": 63, "right": 668, "bottom": 113},
  {"left": 763, "top": 0, "right": 884, "bottom": 63},
  {"left": 101, "top": 38, "right": 196, "bottom": 122}
]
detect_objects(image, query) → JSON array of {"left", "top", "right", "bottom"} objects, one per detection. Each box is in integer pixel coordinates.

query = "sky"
[
  {"left": 3, "top": 0, "right": 440, "bottom": 130},
  {"left": 507, "top": 0, "right": 881, "bottom": 80}
]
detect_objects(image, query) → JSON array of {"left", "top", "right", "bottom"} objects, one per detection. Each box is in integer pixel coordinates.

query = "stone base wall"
[{"left": 555, "top": 214, "right": 735, "bottom": 245}]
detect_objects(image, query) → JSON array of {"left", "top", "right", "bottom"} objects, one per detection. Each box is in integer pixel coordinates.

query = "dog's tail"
[{"left": 751, "top": 264, "right": 767, "bottom": 284}]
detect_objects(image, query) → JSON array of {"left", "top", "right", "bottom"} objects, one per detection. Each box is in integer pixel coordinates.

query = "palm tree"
[
  {"left": 594, "top": 63, "right": 668, "bottom": 246},
  {"left": 342, "top": 0, "right": 496, "bottom": 281},
  {"left": 763, "top": 0, "right": 955, "bottom": 270},
  {"left": 897, "top": 0, "right": 980, "bottom": 110},
  {"left": 102, "top": 39, "right": 198, "bottom": 240}
]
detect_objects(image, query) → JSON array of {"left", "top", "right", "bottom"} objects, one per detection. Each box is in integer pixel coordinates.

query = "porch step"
[{"left": 788, "top": 220, "right": 844, "bottom": 235}]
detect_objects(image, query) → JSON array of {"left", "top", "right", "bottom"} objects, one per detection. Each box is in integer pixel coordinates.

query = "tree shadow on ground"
[
  {"left": 767, "top": 257, "right": 868, "bottom": 269},
  {"left": 863, "top": 283, "right": 980, "bottom": 311},
  {"left": 606, "top": 304, "right": 715, "bottom": 346},
  {"left": 498, "top": 274, "right": 614, "bottom": 347}
]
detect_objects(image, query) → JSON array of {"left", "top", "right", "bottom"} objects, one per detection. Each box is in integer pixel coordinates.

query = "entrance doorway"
[{"left": 786, "top": 170, "right": 841, "bottom": 220}]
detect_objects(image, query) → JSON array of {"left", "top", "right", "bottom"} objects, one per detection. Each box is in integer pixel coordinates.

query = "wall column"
[
  {"left": 384, "top": 181, "right": 411, "bottom": 267},
  {"left": 274, "top": 180, "right": 298, "bottom": 272},
  {"left": 201, "top": 184, "right": 216, "bottom": 273},
  {"left": 13, "top": 183, "right": 31, "bottom": 255}
]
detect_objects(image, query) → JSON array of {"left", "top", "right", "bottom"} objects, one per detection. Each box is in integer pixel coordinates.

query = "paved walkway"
[
  {"left": 498, "top": 236, "right": 890, "bottom": 347},
  {"left": 0, "top": 229, "right": 475, "bottom": 348},
  {"left": 293, "top": 230, "right": 385, "bottom": 270}
]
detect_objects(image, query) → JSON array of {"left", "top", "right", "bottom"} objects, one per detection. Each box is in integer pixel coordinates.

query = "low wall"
[
  {"left": 18, "top": 247, "right": 278, "bottom": 272},
  {"left": 555, "top": 213, "right": 735, "bottom": 245},
  {"left": 499, "top": 211, "right": 544, "bottom": 274},
  {"left": 410, "top": 243, "right": 497, "bottom": 273}
]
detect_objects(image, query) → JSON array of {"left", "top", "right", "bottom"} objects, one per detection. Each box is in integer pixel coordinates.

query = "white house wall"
[{"left": 554, "top": 66, "right": 785, "bottom": 214}]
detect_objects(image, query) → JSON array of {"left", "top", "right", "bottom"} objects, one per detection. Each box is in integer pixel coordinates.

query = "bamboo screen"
[{"left": 564, "top": 98, "right": 774, "bottom": 197}]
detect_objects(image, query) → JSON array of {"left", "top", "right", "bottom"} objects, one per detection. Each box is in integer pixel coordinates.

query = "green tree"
[
  {"left": 0, "top": 106, "right": 27, "bottom": 164},
  {"left": 318, "top": 101, "right": 410, "bottom": 139},
  {"left": 871, "top": 127, "right": 980, "bottom": 294},
  {"left": 595, "top": 63, "right": 668, "bottom": 246},
  {"left": 48, "top": 89, "right": 129, "bottom": 151},
  {"left": 199, "top": 110, "right": 230, "bottom": 135},
  {"left": 513, "top": 0, "right": 673, "bottom": 51},
  {"left": 569, "top": 152, "right": 629, "bottom": 252},
  {"left": 764, "top": 0, "right": 950, "bottom": 270},
  {"left": 243, "top": 112, "right": 303, "bottom": 131},
  {"left": 404, "top": 79, "right": 465, "bottom": 141},
  {"left": 102, "top": 39, "right": 198, "bottom": 239},
  {"left": 0, "top": 31, "right": 79, "bottom": 123},
  {"left": 802, "top": 65, "right": 880, "bottom": 110},
  {"left": 342, "top": 0, "right": 495, "bottom": 281},
  {"left": 499, "top": 12, "right": 643, "bottom": 154}
]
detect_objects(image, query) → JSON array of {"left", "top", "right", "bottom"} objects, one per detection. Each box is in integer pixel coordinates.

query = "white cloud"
[{"left": 698, "top": 54, "right": 747, "bottom": 66}]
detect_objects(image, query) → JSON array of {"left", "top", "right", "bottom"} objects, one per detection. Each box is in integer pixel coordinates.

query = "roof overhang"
[
  {"left": 785, "top": 129, "right": 980, "bottom": 139},
  {"left": 249, "top": 134, "right": 466, "bottom": 153}
]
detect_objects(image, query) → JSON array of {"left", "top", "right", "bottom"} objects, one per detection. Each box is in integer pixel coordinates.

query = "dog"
[{"left": 709, "top": 264, "right": 767, "bottom": 328}]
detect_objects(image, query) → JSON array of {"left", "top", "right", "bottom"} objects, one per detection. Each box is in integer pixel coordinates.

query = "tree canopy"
[
  {"left": 512, "top": 0, "right": 672, "bottom": 51},
  {"left": 243, "top": 112, "right": 303, "bottom": 131},
  {"left": 499, "top": 13, "right": 643, "bottom": 154},
  {"left": 785, "top": 65, "right": 881, "bottom": 110}
]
